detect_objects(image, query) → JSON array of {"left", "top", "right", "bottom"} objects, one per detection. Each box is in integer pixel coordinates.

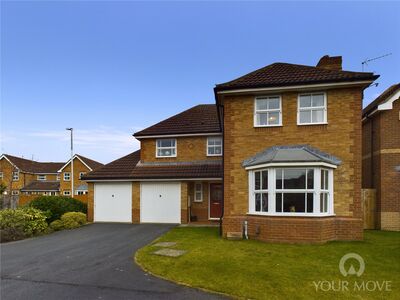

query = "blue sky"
[{"left": 1, "top": 1, "right": 399, "bottom": 163}]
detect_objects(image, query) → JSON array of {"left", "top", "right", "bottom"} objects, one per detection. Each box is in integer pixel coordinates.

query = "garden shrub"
[
  {"left": 28, "top": 196, "right": 87, "bottom": 223},
  {"left": 60, "top": 212, "right": 87, "bottom": 229},
  {"left": 0, "top": 207, "right": 48, "bottom": 242},
  {"left": 50, "top": 219, "right": 64, "bottom": 231}
]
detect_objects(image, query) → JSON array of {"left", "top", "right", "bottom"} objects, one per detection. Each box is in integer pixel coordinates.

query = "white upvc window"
[
  {"left": 11, "top": 190, "right": 19, "bottom": 195},
  {"left": 254, "top": 96, "right": 282, "bottom": 127},
  {"left": 12, "top": 171, "right": 19, "bottom": 181},
  {"left": 0, "top": 172, "right": 3, "bottom": 179},
  {"left": 298, "top": 92, "right": 327, "bottom": 125},
  {"left": 207, "top": 137, "right": 222, "bottom": 156},
  {"left": 37, "top": 175, "right": 46, "bottom": 181},
  {"left": 194, "top": 182, "right": 203, "bottom": 202},
  {"left": 156, "top": 139, "right": 177, "bottom": 157},
  {"left": 63, "top": 190, "right": 71, "bottom": 196},
  {"left": 64, "top": 172, "right": 71, "bottom": 181},
  {"left": 248, "top": 167, "right": 334, "bottom": 216},
  {"left": 76, "top": 190, "right": 88, "bottom": 195},
  {"left": 79, "top": 172, "right": 86, "bottom": 179},
  {"left": 56, "top": 174, "right": 60, "bottom": 181}
]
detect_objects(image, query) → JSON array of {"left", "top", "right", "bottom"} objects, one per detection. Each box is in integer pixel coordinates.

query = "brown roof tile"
[
  {"left": 215, "top": 62, "right": 379, "bottom": 91},
  {"left": 82, "top": 150, "right": 222, "bottom": 180},
  {"left": 134, "top": 104, "right": 221, "bottom": 137},
  {"left": 21, "top": 181, "right": 60, "bottom": 192},
  {"left": 363, "top": 83, "right": 400, "bottom": 116},
  {"left": 2, "top": 154, "right": 64, "bottom": 174},
  {"left": 75, "top": 154, "right": 104, "bottom": 170}
]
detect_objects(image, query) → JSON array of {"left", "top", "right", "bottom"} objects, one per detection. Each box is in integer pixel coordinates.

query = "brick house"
[
  {"left": 362, "top": 83, "right": 400, "bottom": 231},
  {"left": 84, "top": 55, "right": 379, "bottom": 243},
  {"left": 0, "top": 153, "right": 103, "bottom": 204}
]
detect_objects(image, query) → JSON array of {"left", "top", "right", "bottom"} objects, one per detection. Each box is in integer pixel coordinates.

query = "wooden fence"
[{"left": 362, "top": 189, "right": 377, "bottom": 229}]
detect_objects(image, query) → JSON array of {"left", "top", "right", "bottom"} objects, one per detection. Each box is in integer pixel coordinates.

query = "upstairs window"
[
  {"left": 298, "top": 93, "right": 327, "bottom": 125},
  {"left": 37, "top": 175, "right": 46, "bottom": 181},
  {"left": 12, "top": 171, "right": 19, "bottom": 181},
  {"left": 207, "top": 137, "right": 222, "bottom": 156},
  {"left": 254, "top": 96, "right": 282, "bottom": 127},
  {"left": 56, "top": 174, "right": 60, "bottom": 181},
  {"left": 64, "top": 172, "right": 71, "bottom": 181},
  {"left": 79, "top": 172, "right": 86, "bottom": 179},
  {"left": 156, "top": 139, "right": 177, "bottom": 157}
]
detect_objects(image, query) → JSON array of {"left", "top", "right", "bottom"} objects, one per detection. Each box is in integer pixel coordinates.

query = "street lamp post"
[{"left": 66, "top": 128, "right": 74, "bottom": 197}]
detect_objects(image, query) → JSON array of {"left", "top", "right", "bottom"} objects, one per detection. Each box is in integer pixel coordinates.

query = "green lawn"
[{"left": 135, "top": 227, "right": 400, "bottom": 300}]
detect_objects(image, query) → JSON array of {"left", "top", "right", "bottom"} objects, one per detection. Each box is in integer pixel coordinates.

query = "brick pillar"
[
  {"left": 181, "top": 182, "right": 188, "bottom": 224},
  {"left": 87, "top": 183, "right": 94, "bottom": 222},
  {"left": 132, "top": 182, "right": 140, "bottom": 223}
]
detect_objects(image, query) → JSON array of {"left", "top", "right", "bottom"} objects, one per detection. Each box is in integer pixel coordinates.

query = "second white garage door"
[
  {"left": 94, "top": 183, "right": 132, "bottom": 223},
  {"left": 140, "top": 182, "right": 181, "bottom": 223}
]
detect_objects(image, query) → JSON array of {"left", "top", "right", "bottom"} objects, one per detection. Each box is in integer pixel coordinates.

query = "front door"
[{"left": 209, "top": 183, "right": 223, "bottom": 219}]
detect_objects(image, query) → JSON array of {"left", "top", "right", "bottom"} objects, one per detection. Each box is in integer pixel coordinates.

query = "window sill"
[
  {"left": 254, "top": 124, "right": 283, "bottom": 128},
  {"left": 247, "top": 212, "right": 335, "bottom": 218},
  {"left": 155, "top": 156, "right": 177, "bottom": 158},
  {"left": 193, "top": 200, "right": 203, "bottom": 203},
  {"left": 297, "top": 122, "right": 328, "bottom": 126},
  {"left": 206, "top": 154, "right": 222, "bottom": 157}
]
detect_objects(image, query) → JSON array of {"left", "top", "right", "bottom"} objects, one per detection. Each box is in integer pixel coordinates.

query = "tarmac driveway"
[{"left": 0, "top": 223, "right": 223, "bottom": 300}]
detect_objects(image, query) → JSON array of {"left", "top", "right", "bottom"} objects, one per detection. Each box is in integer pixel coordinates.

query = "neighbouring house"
[
  {"left": 84, "top": 105, "right": 222, "bottom": 223},
  {"left": 0, "top": 153, "right": 103, "bottom": 205},
  {"left": 84, "top": 55, "right": 379, "bottom": 243},
  {"left": 0, "top": 154, "right": 64, "bottom": 198},
  {"left": 362, "top": 83, "right": 400, "bottom": 231},
  {"left": 58, "top": 154, "right": 104, "bottom": 201}
]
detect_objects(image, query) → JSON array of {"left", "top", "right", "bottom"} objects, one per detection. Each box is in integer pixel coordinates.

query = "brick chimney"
[{"left": 316, "top": 55, "right": 342, "bottom": 71}]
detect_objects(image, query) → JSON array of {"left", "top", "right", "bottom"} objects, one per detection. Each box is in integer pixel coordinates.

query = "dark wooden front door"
[{"left": 209, "top": 183, "right": 223, "bottom": 219}]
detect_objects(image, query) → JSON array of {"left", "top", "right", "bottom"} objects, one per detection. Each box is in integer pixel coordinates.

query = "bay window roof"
[{"left": 242, "top": 145, "right": 341, "bottom": 168}]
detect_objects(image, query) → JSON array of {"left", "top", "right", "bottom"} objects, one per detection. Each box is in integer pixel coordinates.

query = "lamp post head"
[{"left": 66, "top": 128, "right": 73, "bottom": 131}]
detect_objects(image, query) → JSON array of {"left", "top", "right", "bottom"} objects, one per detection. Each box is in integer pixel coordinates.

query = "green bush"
[
  {"left": 50, "top": 219, "right": 64, "bottom": 231},
  {"left": 60, "top": 212, "right": 87, "bottom": 229},
  {"left": 0, "top": 207, "right": 48, "bottom": 242},
  {"left": 28, "top": 196, "right": 87, "bottom": 223}
]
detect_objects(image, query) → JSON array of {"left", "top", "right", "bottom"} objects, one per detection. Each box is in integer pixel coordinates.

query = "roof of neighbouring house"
[
  {"left": 21, "top": 181, "right": 60, "bottom": 192},
  {"left": 215, "top": 62, "right": 379, "bottom": 92},
  {"left": 242, "top": 145, "right": 341, "bottom": 168},
  {"left": 1, "top": 154, "right": 64, "bottom": 174},
  {"left": 76, "top": 184, "right": 88, "bottom": 191},
  {"left": 363, "top": 83, "right": 400, "bottom": 116},
  {"left": 133, "top": 104, "right": 221, "bottom": 137},
  {"left": 82, "top": 150, "right": 223, "bottom": 180},
  {"left": 58, "top": 154, "right": 104, "bottom": 172}
]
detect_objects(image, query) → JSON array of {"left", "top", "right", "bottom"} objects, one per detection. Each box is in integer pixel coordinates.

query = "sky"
[{"left": 1, "top": 1, "right": 399, "bottom": 164}]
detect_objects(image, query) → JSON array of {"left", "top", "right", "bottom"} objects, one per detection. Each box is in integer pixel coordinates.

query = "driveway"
[{"left": 1, "top": 223, "right": 224, "bottom": 300}]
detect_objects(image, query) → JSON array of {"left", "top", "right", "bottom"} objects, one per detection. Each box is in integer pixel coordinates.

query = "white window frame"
[
  {"left": 64, "top": 172, "right": 71, "bottom": 181},
  {"left": 37, "top": 175, "right": 47, "bottom": 181},
  {"left": 56, "top": 174, "right": 60, "bottom": 181},
  {"left": 194, "top": 182, "right": 203, "bottom": 202},
  {"left": 11, "top": 190, "right": 20, "bottom": 195},
  {"left": 76, "top": 190, "right": 88, "bottom": 195},
  {"left": 207, "top": 137, "right": 223, "bottom": 156},
  {"left": 0, "top": 172, "right": 3, "bottom": 179},
  {"left": 79, "top": 172, "right": 86, "bottom": 180},
  {"left": 156, "top": 139, "right": 177, "bottom": 158},
  {"left": 297, "top": 92, "right": 327, "bottom": 125},
  {"left": 63, "top": 190, "right": 71, "bottom": 196},
  {"left": 254, "top": 96, "right": 282, "bottom": 127},
  {"left": 248, "top": 166, "right": 334, "bottom": 217},
  {"left": 12, "top": 171, "right": 19, "bottom": 181}
]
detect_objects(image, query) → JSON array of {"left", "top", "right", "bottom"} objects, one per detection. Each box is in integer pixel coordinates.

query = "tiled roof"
[
  {"left": 215, "top": 62, "right": 379, "bottom": 91},
  {"left": 21, "top": 181, "right": 60, "bottom": 192},
  {"left": 363, "top": 83, "right": 400, "bottom": 116},
  {"left": 82, "top": 150, "right": 223, "bottom": 180},
  {"left": 242, "top": 145, "right": 341, "bottom": 168},
  {"left": 75, "top": 154, "right": 104, "bottom": 170},
  {"left": 1, "top": 154, "right": 64, "bottom": 174},
  {"left": 82, "top": 151, "right": 141, "bottom": 180},
  {"left": 134, "top": 104, "right": 221, "bottom": 137}
]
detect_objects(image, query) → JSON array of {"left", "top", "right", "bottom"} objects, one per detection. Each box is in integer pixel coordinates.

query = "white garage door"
[
  {"left": 94, "top": 183, "right": 132, "bottom": 222},
  {"left": 140, "top": 182, "right": 181, "bottom": 223}
]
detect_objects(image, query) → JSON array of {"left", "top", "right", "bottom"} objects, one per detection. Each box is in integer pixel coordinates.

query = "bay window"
[{"left": 249, "top": 167, "right": 334, "bottom": 216}]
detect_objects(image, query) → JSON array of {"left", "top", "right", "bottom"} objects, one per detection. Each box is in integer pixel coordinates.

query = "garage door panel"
[
  {"left": 140, "top": 182, "right": 181, "bottom": 223},
  {"left": 94, "top": 183, "right": 132, "bottom": 223}
]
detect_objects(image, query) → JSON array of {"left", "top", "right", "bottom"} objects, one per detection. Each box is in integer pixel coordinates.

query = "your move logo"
[{"left": 312, "top": 253, "right": 392, "bottom": 293}]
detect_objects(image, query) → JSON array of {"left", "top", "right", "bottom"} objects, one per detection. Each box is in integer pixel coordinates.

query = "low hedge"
[
  {"left": 0, "top": 207, "right": 48, "bottom": 242},
  {"left": 50, "top": 212, "right": 87, "bottom": 231},
  {"left": 28, "top": 196, "right": 87, "bottom": 223}
]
